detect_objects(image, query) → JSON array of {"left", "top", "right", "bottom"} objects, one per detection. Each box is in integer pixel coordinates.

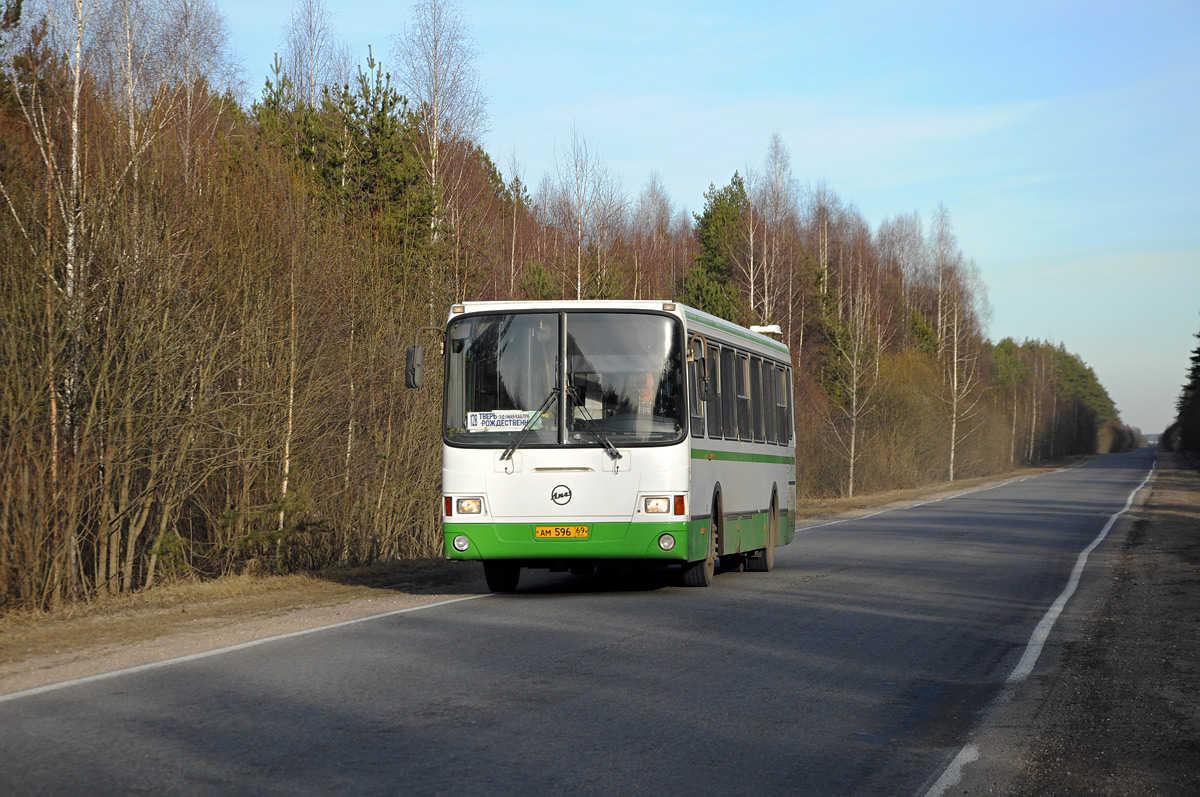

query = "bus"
[{"left": 405, "top": 300, "right": 796, "bottom": 592}]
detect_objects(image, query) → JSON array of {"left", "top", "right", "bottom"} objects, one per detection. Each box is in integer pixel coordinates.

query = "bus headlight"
[
  {"left": 644, "top": 497, "right": 671, "bottom": 514},
  {"left": 456, "top": 498, "right": 482, "bottom": 514},
  {"left": 658, "top": 534, "right": 676, "bottom": 551},
  {"left": 452, "top": 535, "right": 471, "bottom": 552}
]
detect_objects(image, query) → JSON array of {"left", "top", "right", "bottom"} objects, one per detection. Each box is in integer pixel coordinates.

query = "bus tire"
[
  {"left": 747, "top": 497, "right": 777, "bottom": 573},
  {"left": 683, "top": 498, "right": 719, "bottom": 587},
  {"left": 483, "top": 561, "right": 520, "bottom": 593}
]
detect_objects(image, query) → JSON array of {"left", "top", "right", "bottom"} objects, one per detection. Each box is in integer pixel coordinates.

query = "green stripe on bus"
[
  {"left": 683, "top": 309, "right": 790, "bottom": 354},
  {"left": 691, "top": 448, "right": 795, "bottom": 465},
  {"left": 442, "top": 520, "right": 697, "bottom": 561}
]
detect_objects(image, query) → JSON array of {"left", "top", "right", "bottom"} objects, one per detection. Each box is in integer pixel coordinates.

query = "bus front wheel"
[
  {"left": 483, "top": 561, "right": 520, "bottom": 593},
  {"left": 683, "top": 499, "right": 719, "bottom": 587}
]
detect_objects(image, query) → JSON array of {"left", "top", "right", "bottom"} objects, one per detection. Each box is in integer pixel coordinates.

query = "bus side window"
[
  {"left": 721, "top": 348, "right": 738, "bottom": 440},
  {"left": 763, "top": 359, "right": 776, "bottom": 444},
  {"left": 785, "top": 367, "right": 794, "bottom": 443},
  {"left": 751, "top": 357, "right": 765, "bottom": 443},
  {"left": 688, "top": 355, "right": 705, "bottom": 437},
  {"left": 736, "top": 353, "right": 751, "bottom": 442},
  {"left": 774, "top": 366, "right": 788, "bottom": 444},
  {"left": 706, "top": 343, "right": 723, "bottom": 438}
]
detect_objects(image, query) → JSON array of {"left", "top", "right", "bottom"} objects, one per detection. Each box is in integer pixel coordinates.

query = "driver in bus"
[{"left": 634, "top": 371, "right": 657, "bottom": 416}]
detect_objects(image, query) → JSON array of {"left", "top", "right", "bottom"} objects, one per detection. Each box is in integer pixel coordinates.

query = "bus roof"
[
  {"left": 448, "top": 298, "right": 787, "bottom": 355},
  {"left": 448, "top": 300, "right": 790, "bottom": 357}
]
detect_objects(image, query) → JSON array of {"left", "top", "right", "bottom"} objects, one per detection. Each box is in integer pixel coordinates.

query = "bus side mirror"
[
  {"left": 687, "top": 331, "right": 709, "bottom": 402},
  {"left": 405, "top": 345, "right": 424, "bottom": 388}
]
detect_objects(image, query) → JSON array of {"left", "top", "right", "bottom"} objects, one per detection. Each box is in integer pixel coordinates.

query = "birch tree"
[
  {"left": 631, "top": 172, "right": 674, "bottom": 299},
  {"left": 392, "top": 0, "right": 486, "bottom": 240},
  {"left": 929, "top": 203, "right": 959, "bottom": 360},
  {"left": 820, "top": 265, "right": 892, "bottom": 498},
  {"left": 0, "top": 0, "right": 105, "bottom": 601},
  {"left": 734, "top": 167, "right": 761, "bottom": 316},
  {"left": 283, "top": 0, "right": 342, "bottom": 107},
  {"left": 590, "top": 164, "right": 627, "bottom": 298},
  {"left": 505, "top": 147, "right": 524, "bottom": 297},
  {"left": 555, "top": 125, "right": 597, "bottom": 299},
  {"left": 756, "top": 133, "right": 796, "bottom": 324},
  {"left": 166, "top": 0, "right": 237, "bottom": 189},
  {"left": 992, "top": 338, "right": 1031, "bottom": 467},
  {"left": 942, "top": 262, "right": 987, "bottom": 480}
]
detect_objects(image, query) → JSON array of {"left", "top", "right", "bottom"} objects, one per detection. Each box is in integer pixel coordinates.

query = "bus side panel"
[{"left": 689, "top": 449, "right": 790, "bottom": 555}]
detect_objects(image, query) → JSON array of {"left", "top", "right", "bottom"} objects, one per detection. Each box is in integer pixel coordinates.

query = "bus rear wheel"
[
  {"left": 483, "top": 561, "right": 520, "bottom": 593},
  {"left": 746, "top": 498, "right": 777, "bottom": 573}
]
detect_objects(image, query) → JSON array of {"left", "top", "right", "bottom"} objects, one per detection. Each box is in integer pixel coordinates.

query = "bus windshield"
[{"left": 444, "top": 311, "right": 685, "bottom": 447}]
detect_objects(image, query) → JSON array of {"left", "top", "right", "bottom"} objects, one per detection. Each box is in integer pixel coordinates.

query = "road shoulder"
[
  {"left": 950, "top": 452, "right": 1200, "bottom": 795},
  {"left": 3, "top": 467, "right": 1060, "bottom": 697},
  {"left": 0, "top": 559, "right": 487, "bottom": 696}
]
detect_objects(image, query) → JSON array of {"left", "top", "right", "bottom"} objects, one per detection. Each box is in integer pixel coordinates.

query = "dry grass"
[
  {"left": 0, "top": 558, "right": 475, "bottom": 665},
  {"left": 795, "top": 462, "right": 1066, "bottom": 520}
]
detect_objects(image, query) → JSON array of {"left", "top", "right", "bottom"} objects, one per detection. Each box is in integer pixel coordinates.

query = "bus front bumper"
[{"left": 443, "top": 520, "right": 705, "bottom": 562}]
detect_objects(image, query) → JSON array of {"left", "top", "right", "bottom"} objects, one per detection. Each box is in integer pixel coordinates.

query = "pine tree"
[
  {"left": 681, "top": 175, "right": 747, "bottom": 323},
  {"left": 1177, "top": 326, "right": 1200, "bottom": 453}
]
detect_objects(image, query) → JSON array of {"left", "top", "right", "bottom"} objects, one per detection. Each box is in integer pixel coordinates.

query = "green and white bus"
[{"left": 405, "top": 300, "right": 796, "bottom": 592}]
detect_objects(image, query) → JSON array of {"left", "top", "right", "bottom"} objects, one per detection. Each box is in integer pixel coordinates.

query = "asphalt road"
[{"left": 0, "top": 448, "right": 1156, "bottom": 796}]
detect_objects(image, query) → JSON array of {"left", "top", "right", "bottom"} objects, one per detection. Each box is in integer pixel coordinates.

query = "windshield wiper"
[
  {"left": 566, "top": 384, "right": 622, "bottom": 462},
  {"left": 500, "top": 388, "right": 559, "bottom": 461}
]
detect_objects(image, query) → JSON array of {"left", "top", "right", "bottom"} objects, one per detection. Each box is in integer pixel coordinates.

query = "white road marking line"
[
  {"left": 923, "top": 457, "right": 1157, "bottom": 796},
  {"left": 924, "top": 743, "right": 980, "bottom": 797},
  {"left": 0, "top": 594, "right": 487, "bottom": 704},
  {"left": 1005, "top": 461, "right": 1156, "bottom": 684}
]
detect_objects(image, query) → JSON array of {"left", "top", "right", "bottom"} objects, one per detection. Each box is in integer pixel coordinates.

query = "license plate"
[{"left": 534, "top": 525, "right": 589, "bottom": 539}]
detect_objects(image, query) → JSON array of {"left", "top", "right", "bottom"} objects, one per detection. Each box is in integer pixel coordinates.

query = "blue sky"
[{"left": 221, "top": 0, "right": 1200, "bottom": 434}]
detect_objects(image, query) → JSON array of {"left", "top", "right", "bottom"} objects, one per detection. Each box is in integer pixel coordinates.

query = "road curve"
[{"left": 0, "top": 448, "right": 1156, "bottom": 796}]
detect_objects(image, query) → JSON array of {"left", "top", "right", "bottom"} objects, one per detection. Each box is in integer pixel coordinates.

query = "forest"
[
  {"left": 1169, "top": 326, "right": 1200, "bottom": 455},
  {"left": 0, "top": 0, "right": 1140, "bottom": 612}
]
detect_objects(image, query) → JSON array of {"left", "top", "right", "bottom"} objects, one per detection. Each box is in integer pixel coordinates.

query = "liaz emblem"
[{"left": 551, "top": 485, "right": 572, "bottom": 505}]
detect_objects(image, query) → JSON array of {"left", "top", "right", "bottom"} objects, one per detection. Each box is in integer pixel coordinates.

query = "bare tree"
[
  {"left": 734, "top": 166, "right": 761, "bottom": 316},
  {"left": 90, "top": 0, "right": 188, "bottom": 280},
  {"left": 757, "top": 133, "right": 797, "bottom": 323},
  {"left": 283, "top": 0, "right": 341, "bottom": 107},
  {"left": 877, "top": 210, "right": 924, "bottom": 310},
  {"left": 166, "top": 0, "right": 238, "bottom": 188},
  {"left": 555, "top": 125, "right": 598, "bottom": 299},
  {"left": 590, "top": 165, "right": 627, "bottom": 297},
  {"left": 506, "top": 146, "right": 524, "bottom": 297},
  {"left": 632, "top": 172, "right": 674, "bottom": 299},
  {"left": 820, "top": 265, "right": 893, "bottom": 498},
  {"left": 942, "top": 261, "right": 988, "bottom": 480},
  {"left": 2, "top": 0, "right": 103, "bottom": 475},
  {"left": 929, "top": 203, "right": 960, "bottom": 360},
  {"left": 807, "top": 181, "right": 837, "bottom": 297},
  {"left": 392, "top": 0, "right": 487, "bottom": 238}
]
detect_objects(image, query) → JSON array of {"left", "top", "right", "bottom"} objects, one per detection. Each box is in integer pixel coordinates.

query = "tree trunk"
[{"left": 280, "top": 247, "right": 297, "bottom": 536}]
